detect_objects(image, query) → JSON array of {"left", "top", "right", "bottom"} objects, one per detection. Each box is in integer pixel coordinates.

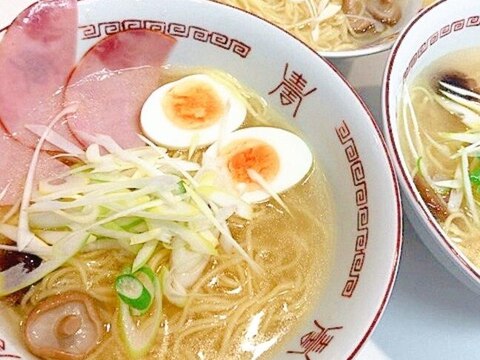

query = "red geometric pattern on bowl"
[
  {"left": 268, "top": 63, "right": 317, "bottom": 118},
  {"left": 0, "top": 339, "right": 21, "bottom": 359},
  {"left": 287, "top": 320, "right": 343, "bottom": 359},
  {"left": 336, "top": 120, "right": 369, "bottom": 298},
  {"left": 402, "top": 15, "right": 480, "bottom": 80},
  {"left": 78, "top": 20, "right": 251, "bottom": 58}
]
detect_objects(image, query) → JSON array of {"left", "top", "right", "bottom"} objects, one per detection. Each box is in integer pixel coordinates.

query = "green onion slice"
[
  {"left": 115, "top": 274, "right": 152, "bottom": 311},
  {"left": 115, "top": 266, "right": 158, "bottom": 313},
  {"left": 470, "top": 168, "right": 480, "bottom": 186},
  {"left": 135, "top": 266, "right": 156, "bottom": 296}
]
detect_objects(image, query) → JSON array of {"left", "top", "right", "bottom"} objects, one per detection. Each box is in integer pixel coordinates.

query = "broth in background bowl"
[
  {"left": 0, "top": 0, "right": 401, "bottom": 359},
  {"left": 383, "top": 0, "right": 480, "bottom": 293},
  {"left": 215, "top": 0, "right": 423, "bottom": 58}
]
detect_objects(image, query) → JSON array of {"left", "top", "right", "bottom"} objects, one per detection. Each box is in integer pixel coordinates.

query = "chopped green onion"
[
  {"left": 470, "top": 168, "right": 480, "bottom": 186},
  {"left": 115, "top": 266, "right": 157, "bottom": 313},
  {"left": 118, "top": 266, "right": 162, "bottom": 358},
  {"left": 135, "top": 266, "right": 156, "bottom": 296},
  {"left": 176, "top": 181, "right": 186, "bottom": 194},
  {"left": 115, "top": 274, "right": 152, "bottom": 311},
  {"left": 131, "top": 241, "right": 157, "bottom": 272},
  {"left": 115, "top": 217, "right": 144, "bottom": 230}
]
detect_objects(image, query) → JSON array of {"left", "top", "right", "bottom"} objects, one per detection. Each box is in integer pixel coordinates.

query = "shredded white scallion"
[
  {"left": 447, "top": 165, "right": 464, "bottom": 213},
  {"left": 246, "top": 169, "right": 292, "bottom": 217},
  {"left": 69, "top": 199, "right": 165, "bottom": 236},
  {"left": 1, "top": 198, "right": 20, "bottom": 224},
  {"left": 434, "top": 179, "right": 462, "bottom": 189},
  {"left": 188, "top": 134, "right": 199, "bottom": 161},
  {"left": 183, "top": 183, "right": 262, "bottom": 273},
  {"left": 17, "top": 104, "right": 79, "bottom": 251},
  {"left": 461, "top": 153, "right": 479, "bottom": 224},
  {"left": 78, "top": 132, "right": 162, "bottom": 176},
  {"left": 439, "top": 81, "right": 480, "bottom": 102},
  {"left": 25, "top": 124, "right": 84, "bottom": 155},
  {"left": 402, "top": 86, "right": 421, "bottom": 163},
  {"left": 0, "top": 183, "right": 10, "bottom": 202},
  {"left": 453, "top": 138, "right": 480, "bottom": 159},
  {"left": 138, "top": 134, "right": 200, "bottom": 187}
]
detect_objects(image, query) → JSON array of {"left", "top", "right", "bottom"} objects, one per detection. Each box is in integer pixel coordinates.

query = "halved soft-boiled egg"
[
  {"left": 205, "top": 126, "right": 313, "bottom": 203},
  {"left": 141, "top": 74, "right": 246, "bottom": 149}
]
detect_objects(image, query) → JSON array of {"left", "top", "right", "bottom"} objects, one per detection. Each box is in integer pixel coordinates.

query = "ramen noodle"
[{"left": 218, "top": 0, "right": 403, "bottom": 51}]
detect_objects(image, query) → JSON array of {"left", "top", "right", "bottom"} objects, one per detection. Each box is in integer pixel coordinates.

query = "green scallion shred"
[
  {"left": 469, "top": 168, "right": 480, "bottom": 186},
  {"left": 115, "top": 274, "right": 153, "bottom": 312},
  {"left": 115, "top": 266, "right": 158, "bottom": 313}
]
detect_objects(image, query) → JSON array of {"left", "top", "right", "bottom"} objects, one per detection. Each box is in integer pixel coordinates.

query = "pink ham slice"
[
  {"left": 0, "top": 127, "right": 68, "bottom": 206},
  {"left": 0, "top": 0, "right": 78, "bottom": 150},
  {"left": 65, "top": 30, "right": 176, "bottom": 148}
]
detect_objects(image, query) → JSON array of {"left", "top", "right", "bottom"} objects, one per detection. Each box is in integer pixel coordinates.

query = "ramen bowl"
[
  {"left": 0, "top": 0, "right": 400, "bottom": 358},
  {"left": 383, "top": 0, "right": 480, "bottom": 294},
  {"left": 211, "top": 0, "right": 424, "bottom": 59},
  {"left": 320, "top": 0, "right": 424, "bottom": 58},
  {"left": 0, "top": 1, "right": 426, "bottom": 58}
]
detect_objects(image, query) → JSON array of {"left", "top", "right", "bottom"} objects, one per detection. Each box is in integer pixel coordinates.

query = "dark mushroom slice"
[
  {"left": 435, "top": 71, "right": 480, "bottom": 100},
  {"left": 433, "top": 71, "right": 480, "bottom": 124},
  {"left": 436, "top": 71, "right": 479, "bottom": 94},
  {"left": 414, "top": 173, "right": 449, "bottom": 222},
  {"left": 343, "top": 0, "right": 375, "bottom": 33},
  {"left": 0, "top": 249, "right": 42, "bottom": 305},
  {"left": 23, "top": 292, "right": 104, "bottom": 360},
  {"left": 366, "top": 0, "right": 401, "bottom": 26}
]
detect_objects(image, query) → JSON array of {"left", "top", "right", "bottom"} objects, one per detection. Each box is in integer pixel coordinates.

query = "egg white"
[
  {"left": 141, "top": 74, "right": 246, "bottom": 149},
  {"left": 205, "top": 126, "right": 313, "bottom": 203}
]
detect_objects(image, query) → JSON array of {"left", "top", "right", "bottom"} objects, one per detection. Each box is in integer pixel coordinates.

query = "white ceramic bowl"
[
  {"left": 0, "top": 0, "right": 424, "bottom": 59},
  {"left": 0, "top": 0, "right": 401, "bottom": 358},
  {"left": 383, "top": 0, "right": 480, "bottom": 294},
  {"left": 320, "top": 0, "right": 423, "bottom": 59},
  {"left": 223, "top": 0, "right": 424, "bottom": 59}
]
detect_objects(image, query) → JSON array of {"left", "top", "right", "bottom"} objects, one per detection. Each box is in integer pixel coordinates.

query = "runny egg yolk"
[
  {"left": 162, "top": 79, "right": 226, "bottom": 129},
  {"left": 220, "top": 139, "right": 280, "bottom": 190}
]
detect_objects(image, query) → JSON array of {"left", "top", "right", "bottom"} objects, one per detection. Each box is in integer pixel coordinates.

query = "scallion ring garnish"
[{"left": 115, "top": 274, "right": 152, "bottom": 311}]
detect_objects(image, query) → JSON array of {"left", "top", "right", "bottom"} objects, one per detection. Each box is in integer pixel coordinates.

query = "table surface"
[{"left": 1, "top": 2, "right": 480, "bottom": 359}]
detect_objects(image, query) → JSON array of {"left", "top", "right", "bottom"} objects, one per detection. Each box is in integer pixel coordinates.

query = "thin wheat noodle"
[{"left": 218, "top": 0, "right": 398, "bottom": 51}]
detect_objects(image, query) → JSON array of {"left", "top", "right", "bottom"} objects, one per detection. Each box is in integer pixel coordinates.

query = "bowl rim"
[
  {"left": 383, "top": 0, "right": 480, "bottom": 284},
  {"left": 0, "top": 0, "right": 402, "bottom": 58},
  {"left": 319, "top": 42, "right": 394, "bottom": 59},
  {"left": 312, "top": 49, "right": 402, "bottom": 359},
  {"left": 0, "top": 0, "right": 403, "bottom": 358}
]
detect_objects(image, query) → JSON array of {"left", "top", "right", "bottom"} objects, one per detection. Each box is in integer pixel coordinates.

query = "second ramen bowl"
[{"left": 383, "top": 0, "right": 480, "bottom": 293}]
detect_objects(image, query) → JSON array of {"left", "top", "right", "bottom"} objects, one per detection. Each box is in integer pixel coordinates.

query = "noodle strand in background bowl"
[{"left": 218, "top": 0, "right": 424, "bottom": 57}]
